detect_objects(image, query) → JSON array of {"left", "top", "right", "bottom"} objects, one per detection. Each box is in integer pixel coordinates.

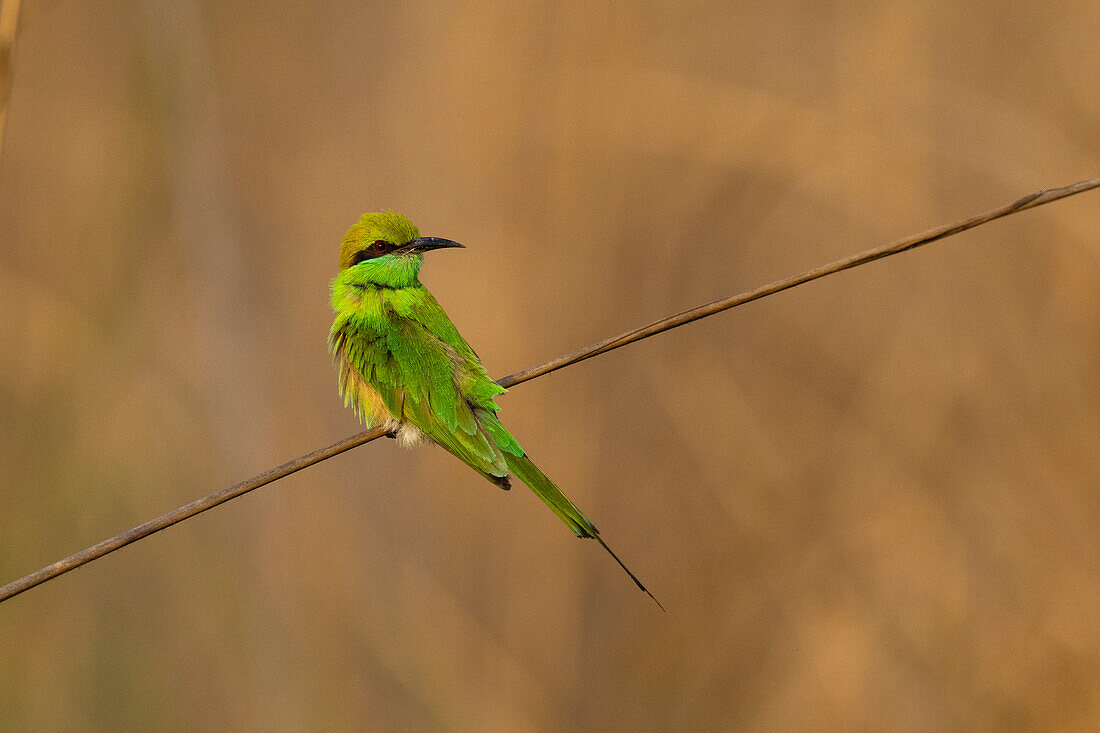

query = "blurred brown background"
[{"left": 2, "top": 1, "right": 1098, "bottom": 730}]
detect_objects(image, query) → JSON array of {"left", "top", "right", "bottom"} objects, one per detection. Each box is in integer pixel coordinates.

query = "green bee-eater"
[{"left": 329, "top": 212, "right": 659, "bottom": 606}]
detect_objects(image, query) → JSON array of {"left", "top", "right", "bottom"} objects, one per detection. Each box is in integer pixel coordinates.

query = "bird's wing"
[
  {"left": 375, "top": 300, "right": 515, "bottom": 479},
  {"left": 407, "top": 290, "right": 524, "bottom": 458}
]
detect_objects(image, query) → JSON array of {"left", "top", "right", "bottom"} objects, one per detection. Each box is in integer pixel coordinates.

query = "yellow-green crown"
[{"left": 339, "top": 212, "right": 420, "bottom": 270}]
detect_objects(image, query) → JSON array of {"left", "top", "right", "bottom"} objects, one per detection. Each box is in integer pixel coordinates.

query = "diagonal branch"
[{"left": 1, "top": 177, "right": 1097, "bottom": 604}]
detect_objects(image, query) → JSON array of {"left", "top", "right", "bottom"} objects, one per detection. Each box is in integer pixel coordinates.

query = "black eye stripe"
[{"left": 351, "top": 240, "right": 394, "bottom": 266}]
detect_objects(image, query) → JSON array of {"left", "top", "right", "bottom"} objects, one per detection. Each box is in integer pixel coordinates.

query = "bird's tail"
[{"left": 503, "top": 452, "right": 664, "bottom": 610}]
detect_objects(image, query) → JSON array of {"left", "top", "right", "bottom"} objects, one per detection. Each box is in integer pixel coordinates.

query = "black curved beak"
[{"left": 396, "top": 236, "right": 465, "bottom": 255}]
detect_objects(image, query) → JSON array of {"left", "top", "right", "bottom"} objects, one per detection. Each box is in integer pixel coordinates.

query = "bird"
[{"left": 329, "top": 211, "right": 661, "bottom": 608}]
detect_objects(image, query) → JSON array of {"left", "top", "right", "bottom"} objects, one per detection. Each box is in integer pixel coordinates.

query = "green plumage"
[{"left": 330, "top": 212, "right": 659, "bottom": 607}]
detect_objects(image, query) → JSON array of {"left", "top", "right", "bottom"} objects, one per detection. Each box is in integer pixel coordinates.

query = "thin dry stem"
[{"left": 1, "top": 177, "right": 1097, "bottom": 604}]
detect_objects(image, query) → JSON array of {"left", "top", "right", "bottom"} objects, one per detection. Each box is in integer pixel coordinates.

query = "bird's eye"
[{"left": 373, "top": 240, "right": 388, "bottom": 252}]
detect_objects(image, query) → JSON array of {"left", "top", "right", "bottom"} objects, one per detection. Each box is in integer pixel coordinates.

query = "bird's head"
[{"left": 338, "top": 212, "right": 464, "bottom": 284}]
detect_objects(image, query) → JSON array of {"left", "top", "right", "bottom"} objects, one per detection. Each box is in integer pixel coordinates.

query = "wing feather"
[{"left": 335, "top": 283, "right": 523, "bottom": 481}]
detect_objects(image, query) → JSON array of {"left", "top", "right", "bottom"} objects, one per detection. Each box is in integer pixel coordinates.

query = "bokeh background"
[{"left": 2, "top": 1, "right": 1099, "bottom": 730}]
